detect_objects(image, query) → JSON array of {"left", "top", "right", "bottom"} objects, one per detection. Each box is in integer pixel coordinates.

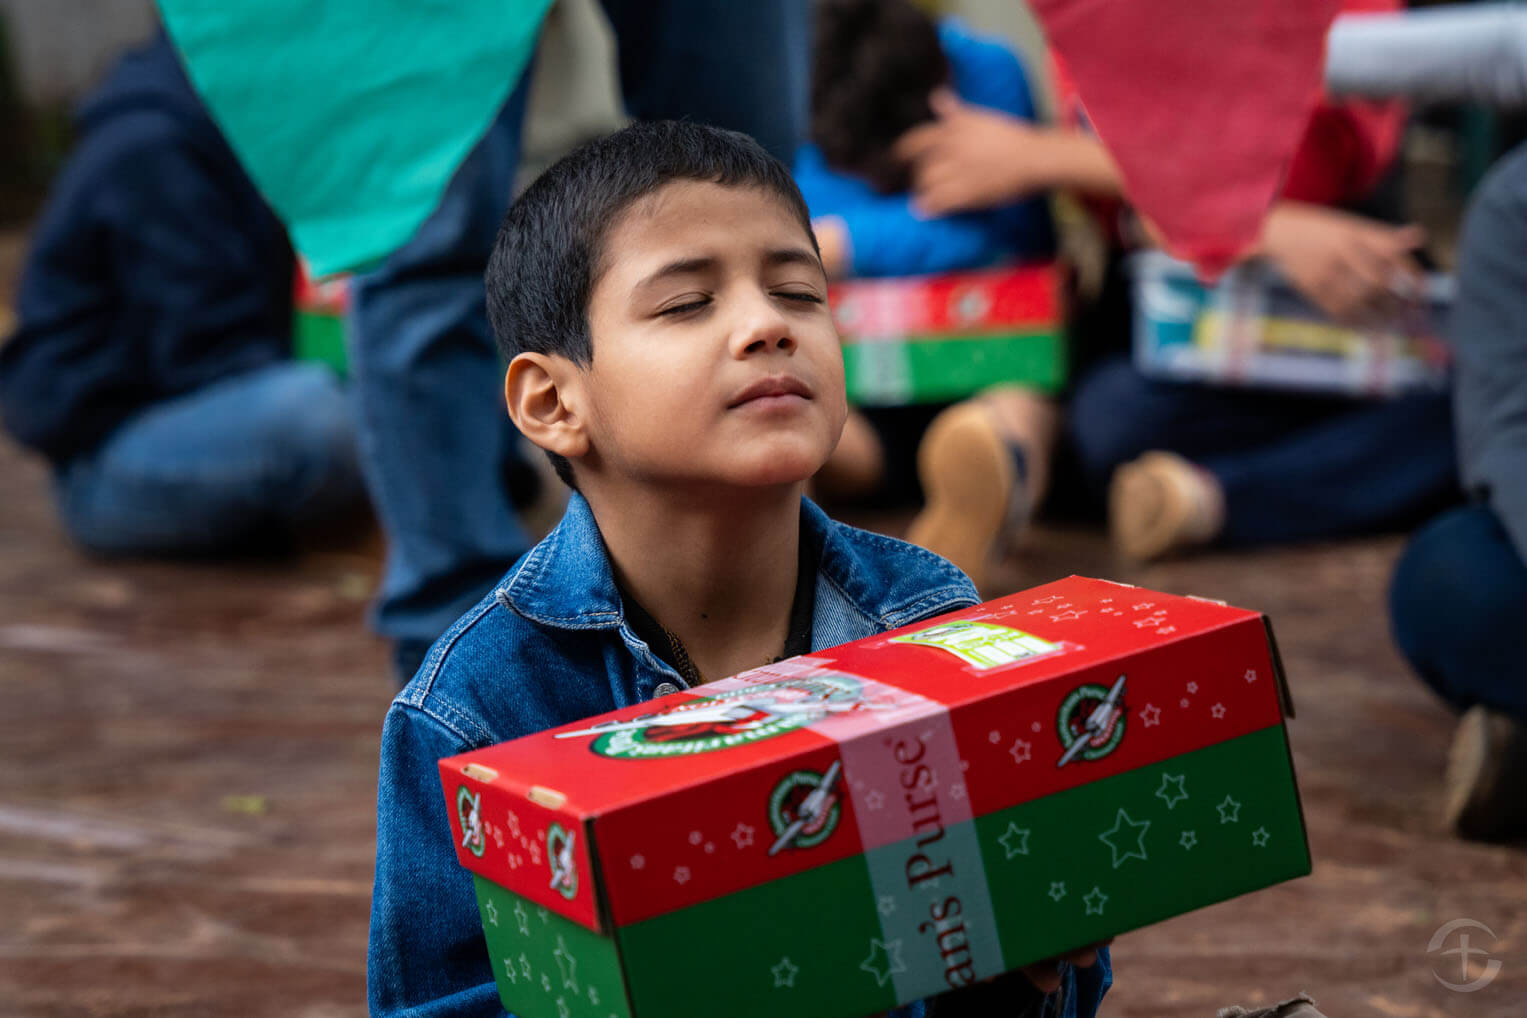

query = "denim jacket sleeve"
[{"left": 368, "top": 703, "right": 503, "bottom": 1018}]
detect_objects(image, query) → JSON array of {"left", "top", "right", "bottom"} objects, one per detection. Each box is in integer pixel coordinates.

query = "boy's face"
[{"left": 578, "top": 180, "right": 846, "bottom": 491}]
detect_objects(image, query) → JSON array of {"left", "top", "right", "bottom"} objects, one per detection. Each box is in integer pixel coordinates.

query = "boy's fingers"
[
  {"left": 1064, "top": 946, "right": 1099, "bottom": 968},
  {"left": 1019, "top": 960, "right": 1064, "bottom": 994}
]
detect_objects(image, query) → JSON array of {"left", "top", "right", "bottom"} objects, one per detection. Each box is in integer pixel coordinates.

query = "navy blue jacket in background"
[{"left": 0, "top": 31, "right": 292, "bottom": 464}]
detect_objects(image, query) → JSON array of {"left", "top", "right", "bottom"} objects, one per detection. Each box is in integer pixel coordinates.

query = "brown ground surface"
[{"left": 2, "top": 233, "right": 1523, "bottom": 1017}]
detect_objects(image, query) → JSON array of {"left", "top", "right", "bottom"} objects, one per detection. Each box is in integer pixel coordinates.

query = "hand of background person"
[
  {"left": 895, "top": 91, "right": 1121, "bottom": 216},
  {"left": 1257, "top": 202, "right": 1425, "bottom": 325},
  {"left": 894, "top": 91, "right": 1052, "bottom": 215}
]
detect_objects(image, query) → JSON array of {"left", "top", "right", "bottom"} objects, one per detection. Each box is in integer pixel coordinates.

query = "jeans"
[
  {"left": 55, "top": 361, "right": 364, "bottom": 555},
  {"left": 1067, "top": 356, "right": 1460, "bottom": 544},
  {"left": 1390, "top": 502, "right": 1527, "bottom": 720},
  {"left": 348, "top": 0, "right": 810, "bottom": 678}
]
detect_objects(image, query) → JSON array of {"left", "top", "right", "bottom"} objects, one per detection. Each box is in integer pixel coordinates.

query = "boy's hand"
[
  {"left": 1257, "top": 202, "right": 1425, "bottom": 325},
  {"left": 1018, "top": 939, "right": 1111, "bottom": 994}
]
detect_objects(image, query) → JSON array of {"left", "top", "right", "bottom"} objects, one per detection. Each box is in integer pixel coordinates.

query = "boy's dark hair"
[
  {"left": 486, "top": 120, "right": 817, "bottom": 488},
  {"left": 811, "top": 0, "right": 949, "bottom": 195}
]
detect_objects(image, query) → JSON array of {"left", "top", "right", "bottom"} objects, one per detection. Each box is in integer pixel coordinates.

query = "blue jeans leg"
[
  {"left": 1204, "top": 390, "right": 1459, "bottom": 544},
  {"left": 56, "top": 361, "right": 364, "bottom": 555},
  {"left": 599, "top": 0, "right": 809, "bottom": 161},
  {"left": 347, "top": 79, "right": 536, "bottom": 673},
  {"left": 1067, "top": 356, "right": 1459, "bottom": 543},
  {"left": 1390, "top": 503, "right": 1527, "bottom": 720}
]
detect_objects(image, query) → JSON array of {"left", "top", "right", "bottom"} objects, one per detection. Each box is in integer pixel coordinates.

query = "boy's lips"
[{"left": 727, "top": 374, "right": 813, "bottom": 408}]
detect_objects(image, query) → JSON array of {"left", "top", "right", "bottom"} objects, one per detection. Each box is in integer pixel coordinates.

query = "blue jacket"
[
  {"left": 0, "top": 32, "right": 292, "bottom": 464},
  {"left": 794, "top": 20, "right": 1054, "bottom": 279},
  {"left": 368, "top": 493, "right": 1111, "bottom": 1017}
]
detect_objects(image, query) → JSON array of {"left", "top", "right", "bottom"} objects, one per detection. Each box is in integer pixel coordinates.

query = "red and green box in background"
[
  {"left": 830, "top": 263, "right": 1064, "bottom": 405},
  {"left": 295, "top": 263, "right": 1066, "bottom": 404},
  {"left": 293, "top": 263, "right": 351, "bottom": 376},
  {"left": 439, "top": 575, "right": 1309, "bottom": 1018}
]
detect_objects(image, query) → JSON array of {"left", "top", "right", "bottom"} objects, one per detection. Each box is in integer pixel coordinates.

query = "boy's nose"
[{"left": 732, "top": 299, "right": 796, "bottom": 358}]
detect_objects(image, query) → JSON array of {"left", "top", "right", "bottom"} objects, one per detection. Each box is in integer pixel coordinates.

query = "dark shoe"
[{"left": 1445, "top": 705, "right": 1527, "bottom": 841}]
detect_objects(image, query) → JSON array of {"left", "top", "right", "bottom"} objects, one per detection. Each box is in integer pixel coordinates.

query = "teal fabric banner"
[{"left": 159, "top": 0, "right": 554, "bottom": 276}]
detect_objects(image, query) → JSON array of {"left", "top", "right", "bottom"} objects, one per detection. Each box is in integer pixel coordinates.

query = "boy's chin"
[{"left": 710, "top": 450, "right": 826, "bottom": 491}]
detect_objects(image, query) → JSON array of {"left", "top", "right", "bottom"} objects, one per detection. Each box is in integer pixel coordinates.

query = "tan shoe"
[
  {"left": 1445, "top": 705, "right": 1527, "bottom": 841},
  {"left": 1109, "top": 451, "right": 1224, "bottom": 563},
  {"left": 906, "top": 402, "right": 1029, "bottom": 589}
]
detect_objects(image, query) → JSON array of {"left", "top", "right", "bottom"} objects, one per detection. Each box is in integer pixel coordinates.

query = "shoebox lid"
[{"left": 440, "top": 576, "right": 1308, "bottom": 1017}]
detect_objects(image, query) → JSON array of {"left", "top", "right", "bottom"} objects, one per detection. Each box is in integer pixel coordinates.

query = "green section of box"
[
  {"left": 473, "top": 728, "right": 1306, "bottom": 1016},
  {"left": 978, "top": 723, "right": 1309, "bottom": 968},
  {"left": 474, "top": 875, "right": 632, "bottom": 1018},
  {"left": 293, "top": 311, "right": 349, "bottom": 377},
  {"left": 842, "top": 330, "right": 1065, "bottom": 406},
  {"left": 619, "top": 853, "right": 892, "bottom": 1017}
]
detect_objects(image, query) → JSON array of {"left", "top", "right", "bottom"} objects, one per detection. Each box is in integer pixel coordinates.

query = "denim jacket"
[{"left": 368, "top": 493, "right": 1111, "bottom": 1017}]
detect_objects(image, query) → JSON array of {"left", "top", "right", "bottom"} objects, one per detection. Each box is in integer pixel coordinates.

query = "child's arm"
[
  {"left": 369, "top": 704, "right": 502, "bottom": 1017},
  {"left": 809, "top": 191, "right": 1051, "bottom": 279},
  {"left": 895, "top": 102, "right": 1122, "bottom": 217}
]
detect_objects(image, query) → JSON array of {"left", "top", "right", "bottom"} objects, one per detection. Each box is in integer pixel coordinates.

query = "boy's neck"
[{"left": 583, "top": 480, "right": 807, "bottom": 684}]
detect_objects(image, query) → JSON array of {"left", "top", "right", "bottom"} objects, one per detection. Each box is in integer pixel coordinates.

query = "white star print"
[
  {"left": 1009, "top": 738, "right": 1032, "bottom": 764},
  {"left": 1083, "top": 886, "right": 1108, "bottom": 915},
  {"left": 731, "top": 823, "right": 755, "bottom": 849}
]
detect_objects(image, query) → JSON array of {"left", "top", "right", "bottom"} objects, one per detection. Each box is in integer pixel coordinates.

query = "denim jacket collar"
[{"left": 495, "top": 491, "right": 975, "bottom": 640}]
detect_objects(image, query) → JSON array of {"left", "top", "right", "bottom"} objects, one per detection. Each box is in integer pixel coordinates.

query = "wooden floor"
[{"left": 2, "top": 242, "right": 1524, "bottom": 1016}]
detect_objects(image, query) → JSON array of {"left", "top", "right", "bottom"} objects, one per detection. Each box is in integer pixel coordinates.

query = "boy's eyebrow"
[
  {"left": 633, "top": 247, "right": 825, "bottom": 292},
  {"left": 763, "top": 247, "right": 825, "bottom": 273},
  {"left": 634, "top": 256, "right": 718, "bottom": 291}
]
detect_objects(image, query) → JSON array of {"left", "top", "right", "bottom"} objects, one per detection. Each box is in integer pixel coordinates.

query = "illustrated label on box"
[
  {"left": 1131, "top": 250, "right": 1452, "bottom": 397},
  {"left": 440, "top": 576, "right": 1310, "bottom": 1018},
  {"left": 831, "top": 265, "right": 1065, "bottom": 404}
]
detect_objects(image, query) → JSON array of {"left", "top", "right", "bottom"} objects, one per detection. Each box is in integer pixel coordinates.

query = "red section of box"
[
  {"left": 441, "top": 765, "right": 602, "bottom": 930},
  {"left": 830, "top": 264, "right": 1059, "bottom": 341},
  {"left": 440, "top": 576, "right": 1292, "bottom": 931},
  {"left": 294, "top": 262, "right": 352, "bottom": 315}
]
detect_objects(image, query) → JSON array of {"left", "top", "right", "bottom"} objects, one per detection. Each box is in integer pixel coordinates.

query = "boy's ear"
[{"left": 504, "top": 352, "right": 590, "bottom": 464}]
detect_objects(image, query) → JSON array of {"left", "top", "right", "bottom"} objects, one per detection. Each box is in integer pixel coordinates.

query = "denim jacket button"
[{"left": 653, "top": 682, "right": 681, "bottom": 698}]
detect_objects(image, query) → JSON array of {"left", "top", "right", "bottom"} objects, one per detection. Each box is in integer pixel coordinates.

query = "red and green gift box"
[
  {"left": 294, "top": 262, "right": 1064, "bottom": 405},
  {"left": 292, "top": 262, "right": 351, "bottom": 376},
  {"left": 1131, "top": 250, "right": 1452, "bottom": 397},
  {"left": 438, "top": 575, "right": 1309, "bottom": 1018},
  {"left": 830, "top": 264, "right": 1065, "bottom": 405}
]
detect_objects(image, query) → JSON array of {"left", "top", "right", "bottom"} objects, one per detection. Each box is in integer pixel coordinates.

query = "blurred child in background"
[
  {"left": 893, "top": 0, "right": 1459, "bottom": 563},
  {"left": 0, "top": 32, "right": 365, "bottom": 557},
  {"left": 797, "top": 0, "right": 1059, "bottom": 589}
]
